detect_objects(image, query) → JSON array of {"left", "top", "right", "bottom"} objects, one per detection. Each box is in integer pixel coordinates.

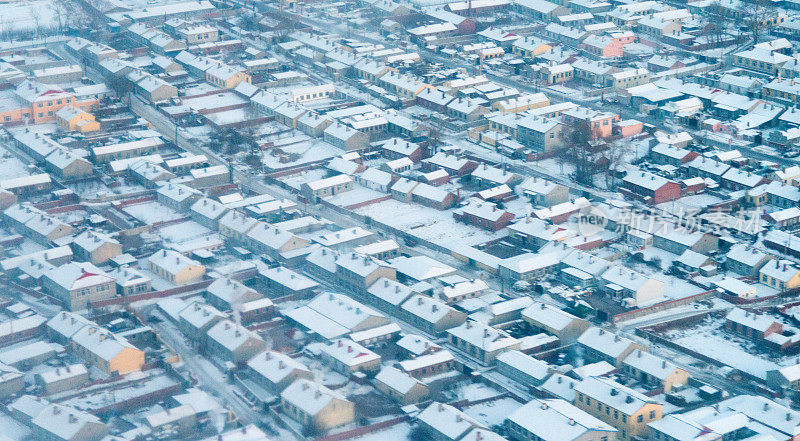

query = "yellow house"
[
  {"left": 492, "top": 93, "right": 550, "bottom": 114},
  {"left": 206, "top": 64, "right": 251, "bottom": 89},
  {"left": 56, "top": 105, "right": 100, "bottom": 133},
  {"left": 759, "top": 259, "right": 800, "bottom": 292},
  {"left": 622, "top": 350, "right": 689, "bottom": 392},
  {"left": 70, "top": 325, "right": 145, "bottom": 375},
  {"left": 574, "top": 376, "right": 663, "bottom": 440},
  {"left": 281, "top": 379, "right": 354, "bottom": 431},
  {"left": 148, "top": 249, "right": 206, "bottom": 285}
]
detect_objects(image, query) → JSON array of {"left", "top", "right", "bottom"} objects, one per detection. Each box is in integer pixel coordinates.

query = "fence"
[
  {"left": 313, "top": 416, "right": 409, "bottom": 441},
  {"left": 611, "top": 290, "right": 715, "bottom": 323}
]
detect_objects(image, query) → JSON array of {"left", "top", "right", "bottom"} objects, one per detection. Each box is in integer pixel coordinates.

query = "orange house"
[
  {"left": 562, "top": 107, "right": 620, "bottom": 139},
  {"left": 56, "top": 106, "right": 100, "bottom": 132},
  {"left": 0, "top": 80, "right": 98, "bottom": 125}
]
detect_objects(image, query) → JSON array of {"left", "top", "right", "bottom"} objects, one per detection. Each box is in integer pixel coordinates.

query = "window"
[
  {"left": 637, "top": 415, "right": 643, "bottom": 423},
  {"left": 649, "top": 410, "right": 656, "bottom": 419}
]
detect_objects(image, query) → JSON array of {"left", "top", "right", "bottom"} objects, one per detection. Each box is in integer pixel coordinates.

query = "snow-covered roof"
[
  {"left": 623, "top": 349, "right": 682, "bottom": 380},
  {"left": 578, "top": 327, "right": 638, "bottom": 359},
  {"left": 280, "top": 379, "right": 348, "bottom": 416},
  {"left": 320, "top": 338, "right": 380, "bottom": 367},
  {"left": 507, "top": 398, "right": 617, "bottom": 441},
  {"left": 247, "top": 350, "right": 310, "bottom": 385},
  {"left": 390, "top": 255, "right": 456, "bottom": 281},
  {"left": 44, "top": 262, "right": 113, "bottom": 291},
  {"left": 375, "top": 366, "right": 424, "bottom": 394},
  {"left": 446, "top": 320, "right": 518, "bottom": 353},
  {"left": 417, "top": 402, "right": 484, "bottom": 440},
  {"left": 522, "top": 301, "right": 582, "bottom": 332},
  {"left": 575, "top": 376, "right": 658, "bottom": 415}
]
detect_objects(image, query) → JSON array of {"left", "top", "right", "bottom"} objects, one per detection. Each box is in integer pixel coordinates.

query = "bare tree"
[
  {"left": 557, "top": 120, "right": 597, "bottom": 187},
  {"left": 741, "top": 0, "right": 778, "bottom": 43},
  {"left": 701, "top": 1, "right": 730, "bottom": 47},
  {"left": 30, "top": 7, "right": 42, "bottom": 37}
]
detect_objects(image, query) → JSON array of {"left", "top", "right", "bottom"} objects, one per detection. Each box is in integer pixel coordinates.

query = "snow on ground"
[
  {"left": 67, "top": 179, "right": 146, "bottom": 200},
  {"left": 262, "top": 140, "right": 342, "bottom": 170},
  {"left": 324, "top": 186, "right": 386, "bottom": 208},
  {"left": 462, "top": 397, "right": 523, "bottom": 427},
  {"left": 445, "top": 382, "right": 505, "bottom": 402},
  {"left": 661, "top": 317, "right": 787, "bottom": 379},
  {"left": 657, "top": 194, "right": 725, "bottom": 212},
  {"left": 355, "top": 198, "right": 505, "bottom": 247},
  {"left": 279, "top": 168, "right": 329, "bottom": 190},
  {"left": 0, "top": 411, "right": 32, "bottom": 439},
  {"left": 157, "top": 221, "right": 212, "bottom": 244},
  {"left": 123, "top": 201, "right": 184, "bottom": 225},
  {"left": 0, "top": 0, "right": 71, "bottom": 32},
  {"left": 0, "top": 149, "right": 32, "bottom": 181}
]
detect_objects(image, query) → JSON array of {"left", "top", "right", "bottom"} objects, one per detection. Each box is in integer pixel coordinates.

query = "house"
[
  {"left": 580, "top": 35, "right": 622, "bottom": 58},
  {"left": 577, "top": 327, "right": 644, "bottom": 367},
  {"left": 324, "top": 123, "right": 370, "bottom": 151},
  {"left": 41, "top": 262, "right": 116, "bottom": 311},
  {"left": 190, "top": 198, "right": 230, "bottom": 230},
  {"left": 55, "top": 106, "right": 99, "bottom": 133},
  {"left": 218, "top": 211, "right": 259, "bottom": 244},
  {"left": 499, "top": 250, "right": 564, "bottom": 281},
  {"left": 398, "top": 349, "right": 456, "bottom": 379},
  {"left": 205, "top": 320, "right": 267, "bottom": 364},
  {"left": 247, "top": 350, "right": 313, "bottom": 394},
  {"left": 374, "top": 366, "right": 429, "bottom": 404},
  {"left": 437, "top": 279, "right": 489, "bottom": 304},
  {"left": 355, "top": 168, "right": 395, "bottom": 193},
  {"left": 574, "top": 376, "right": 663, "bottom": 440},
  {"left": 446, "top": 320, "right": 519, "bottom": 364},
  {"left": 725, "top": 308, "right": 783, "bottom": 341},
  {"left": 280, "top": 379, "right": 354, "bottom": 431},
  {"left": 412, "top": 183, "right": 457, "bottom": 210},
  {"left": 422, "top": 152, "right": 479, "bottom": 176},
  {"left": 70, "top": 324, "right": 145, "bottom": 375},
  {"left": 71, "top": 230, "right": 122, "bottom": 265},
  {"left": 148, "top": 249, "right": 206, "bottom": 285},
  {"left": 205, "top": 277, "right": 261, "bottom": 311},
  {"left": 649, "top": 143, "right": 699, "bottom": 166},
  {"left": 178, "top": 301, "right": 225, "bottom": 339},
  {"left": 319, "top": 339, "right": 381, "bottom": 375},
  {"left": 365, "top": 278, "right": 413, "bottom": 316},
  {"left": 767, "top": 364, "right": 800, "bottom": 391},
  {"left": 157, "top": 183, "right": 201, "bottom": 212},
  {"left": 759, "top": 259, "right": 800, "bottom": 291},
  {"left": 335, "top": 252, "right": 396, "bottom": 294},
  {"left": 245, "top": 223, "right": 310, "bottom": 260},
  {"left": 401, "top": 294, "right": 466, "bottom": 335},
  {"left": 516, "top": 116, "right": 564, "bottom": 152},
  {"left": 506, "top": 398, "right": 618, "bottom": 441},
  {"left": 35, "top": 363, "right": 88, "bottom": 396},
  {"left": 108, "top": 265, "right": 152, "bottom": 296},
  {"left": 302, "top": 174, "right": 353, "bottom": 199},
  {"left": 453, "top": 200, "right": 515, "bottom": 231},
  {"left": 417, "top": 402, "right": 484, "bottom": 441},
  {"left": 562, "top": 108, "right": 618, "bottom": 139},
  {"left": 284, "top": 292, "right": 391, "bottom": 340},
  {"left": 622, "top": 349, "right": 689, "bottom": 392},
  {"left": 30, "top": 403, "right": 108, "bottom": 441},
  {"left": 0, "top": 362, "right": 24, "bottom": 399},
  {"left": 496, "top": 350, "right": 551, "bottom": 386},
  {"left": 621, "top": 170, "right": 681, "bottom": 204},
  {"left": 653, "top": 226, "right": 718, "bottom": 256},
  {"left": 260, "top": 266, "right": 317, "bottom": 299},
  {"left": 522, "top": 301, "right": 590, "bottom": 343},
  {"left": 600, "top": 266, "right": 665, "bottom": 307}
]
